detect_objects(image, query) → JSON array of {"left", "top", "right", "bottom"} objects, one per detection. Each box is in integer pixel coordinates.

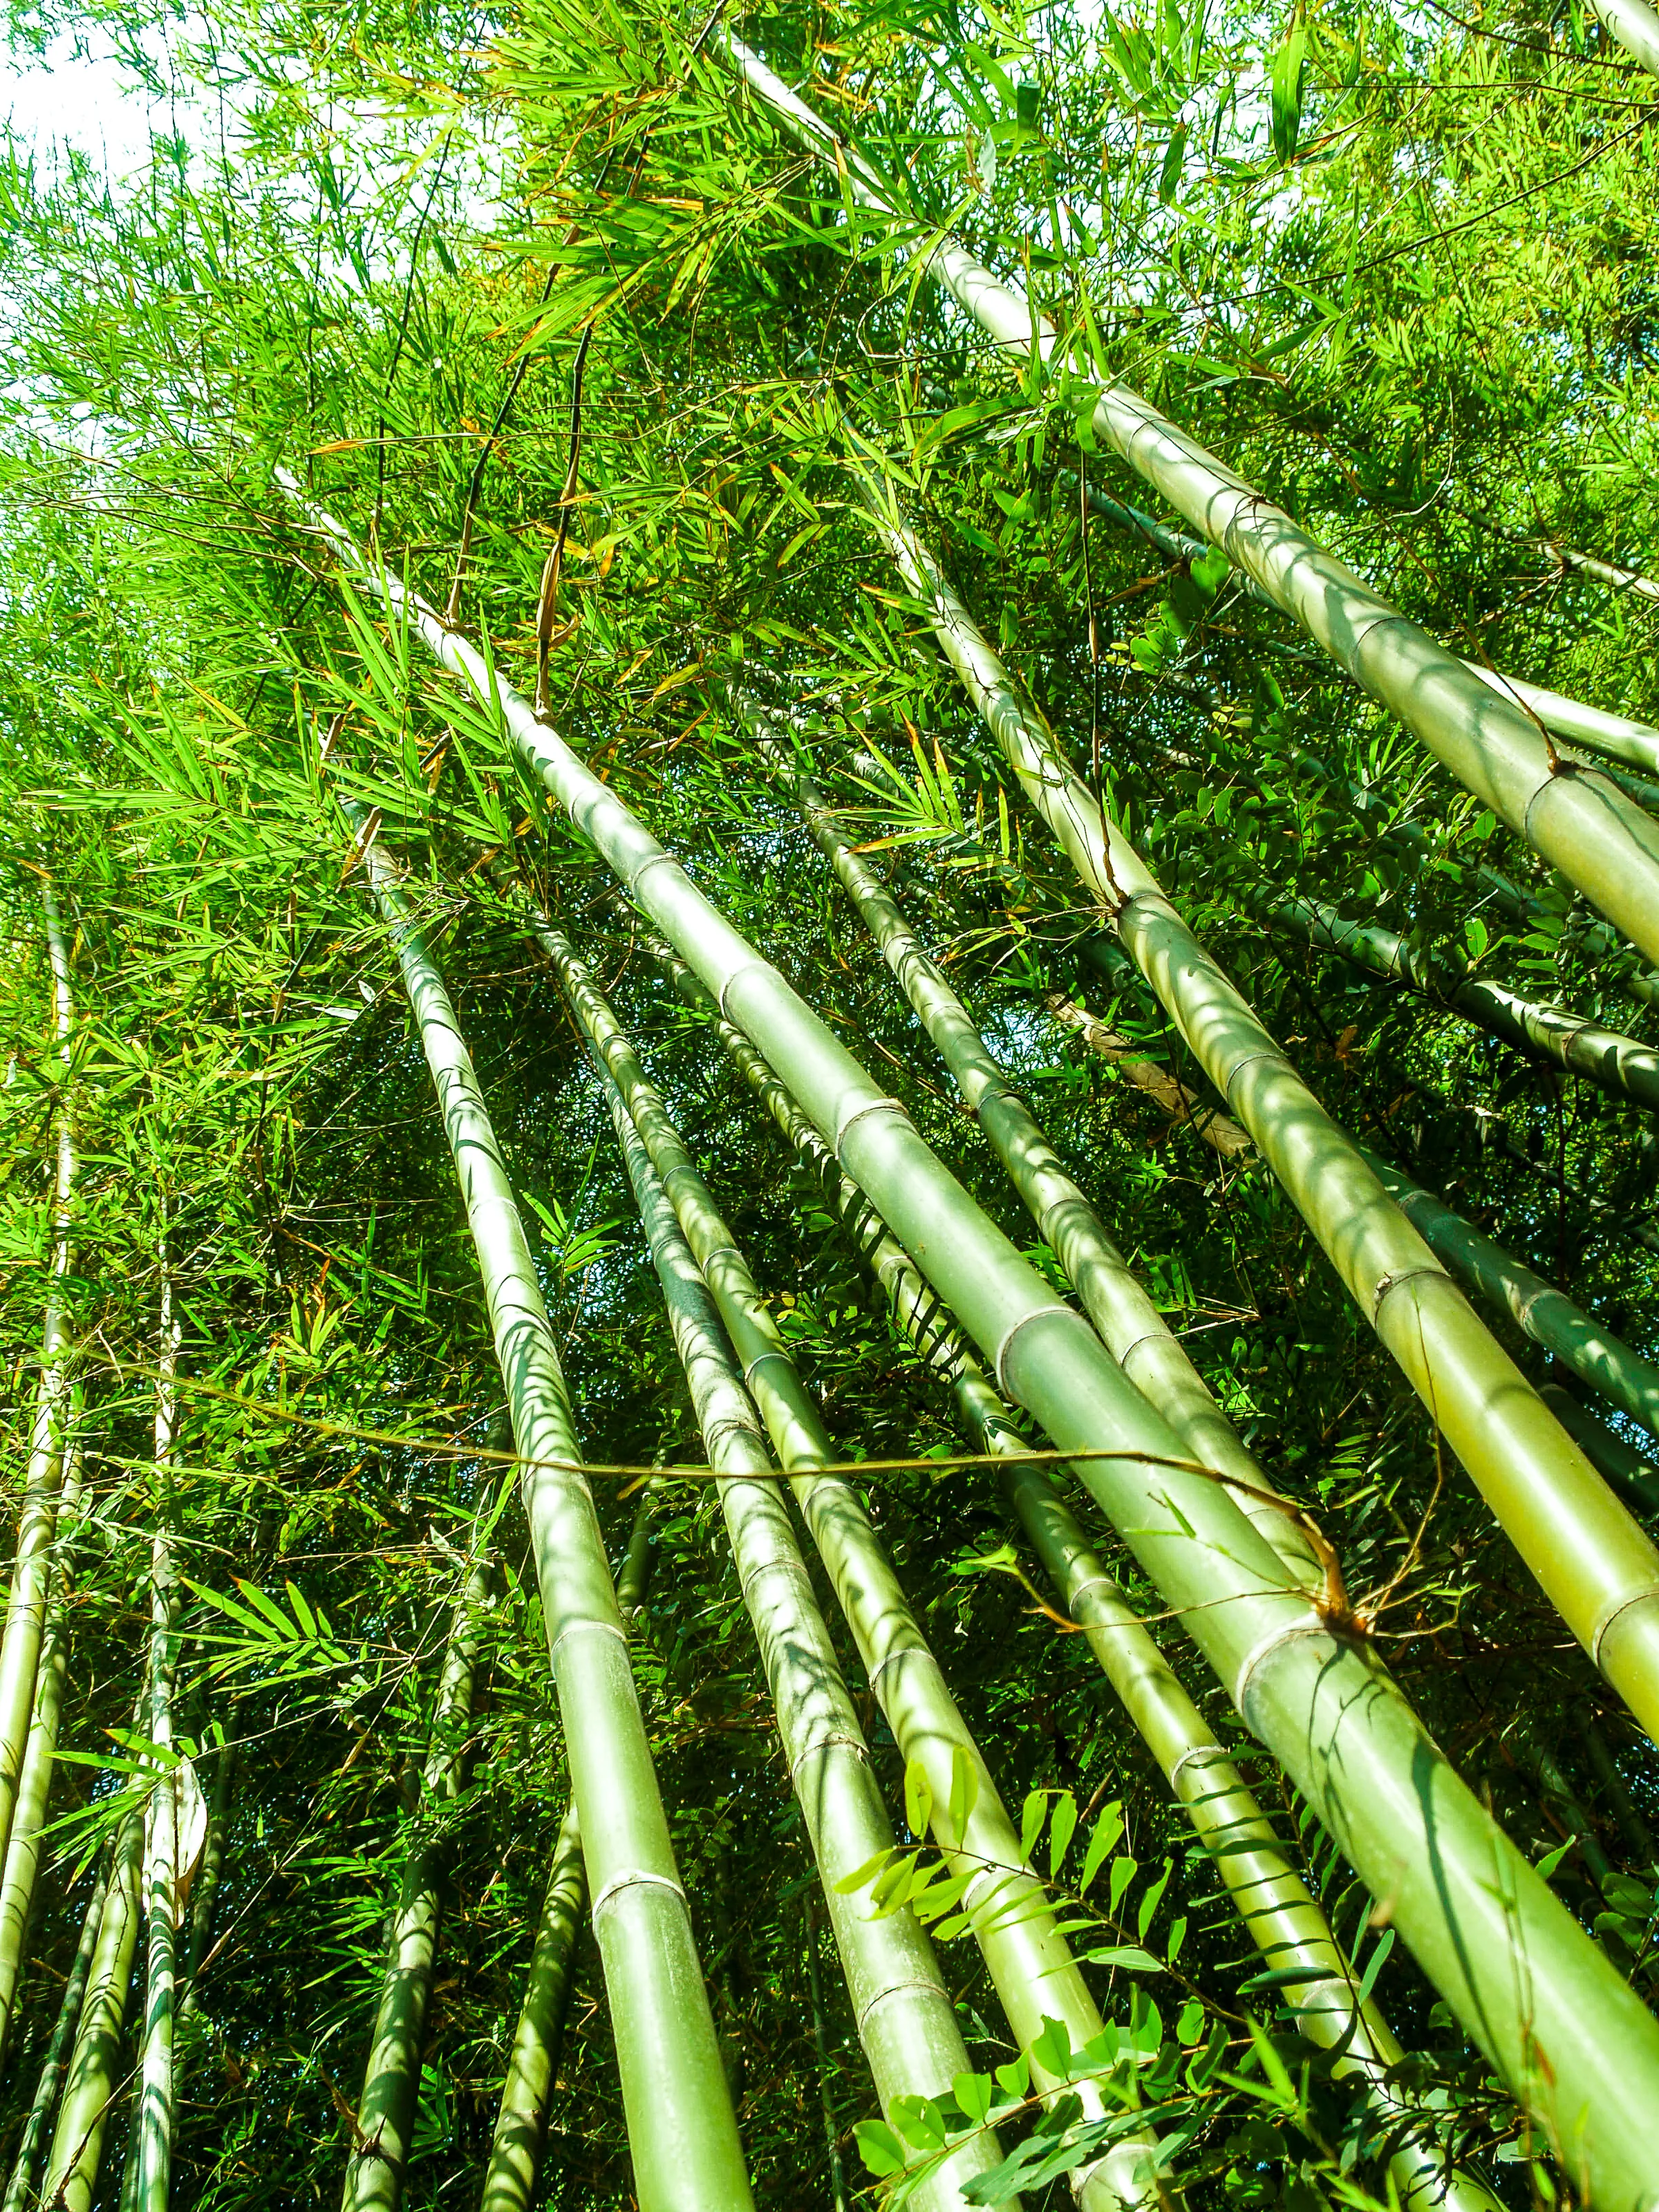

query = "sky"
[{"left": 0, "top": 33, "right": 177, "bottom": 179}]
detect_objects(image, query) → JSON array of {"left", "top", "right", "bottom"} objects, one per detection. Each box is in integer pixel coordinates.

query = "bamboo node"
[
  {"left": 787, "top": 1730, "right": 869, "bottom": 1784},
  {"left": 991, "top": 1302, "right": 1082, "bottom": 1396},
  {"left": 1370, "top": 1264, "right": 1444, "bottom": 1323},
  {"left": 832, "top": 1094, "right": 912, "bottom": 1158},
  {"left": 589, "top": 1867, "right": 687, "bottom": 1922},
  {"left": 1230, "top": 1613, "right": 1335, "bottom": 1734},
  {"left": 1590, "top": 1581, "right": 1659, "bottom": 1669}
]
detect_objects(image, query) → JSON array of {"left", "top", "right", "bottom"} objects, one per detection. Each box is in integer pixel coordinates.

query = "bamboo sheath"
[
  {"left": 1591, "top": 0, "right": 1659, "bottom": 76},
  {"left": 1078, "top": 480, "right": 1659, "bottom": 778},
  {"left": 761, "top": 727, "right": 1320, "bottom": 1592},
  {"left": 637, "top": 920, "right": 1499, "bottom": 2212},
  {"left": 875, "top": 507, "right": 1659, "bottom": 1752},
  {"left": 355, "top": 845, "right": 753, "bottom": 2212},
  {"left": 598, "top": 1064, "right": 1012, "bottom": 2212},
  {"left": 0, "top": 1432, "right": 85, "bottom": 2072},
  {"left": 713, "top": 35, "right": 1659, "bottom": 970},
  {"left": 480, "top": 1490, "right": 653, "bottom": 2212},
  {"left": 0, "top": 886, "right": 77, "bottom": 1882},
  {"left": 343, "top": 1497, "right": 491, "bottom": 2212},
  {"left": 44, "top": 1803, "right": 144, "bottom": 2212},
  {"left": 1275, "top": 895, "right": 1659, "bottom": 1115},
  {"left": 546, "top": 917, "right": 1148, "bottom": 2210},
  {"left": 292, "top": 496, "right": 1659, "bottom": 2206},
  {"left": 1360, "top": 1149, "right": 1659, "bottom": 1447}
]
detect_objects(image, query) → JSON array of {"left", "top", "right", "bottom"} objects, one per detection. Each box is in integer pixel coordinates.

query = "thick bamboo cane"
[
  {"left": 760, "top": 727, "right": 1318, "bottom": 1588},
  {"left": 1358, "top": 1150, "right": 1659, "bottom": 1447},
  {"left": 872, "top": 502, "right": 1659, "bottom": 1754},
  {"left": 43, "top": 1803, "right": 144, "bottom": 2212},
  {"left": 342, "top": 1506, "right": 491, "bottom": 2212},
  {"left": 548, "top": 917, "right": 1150, "bottom": 2210},
  {"left": 1, "top": 1855, "right": 110, "bottom": 2212},
  {"left": 353, "top": 841, "right": 752, "bottom": 2212},
  {"left": 479, "top": 1489, "right": 654, "bottom": 2212},
  {"left": 292, "top": 494, "right": 1659, "bottom": 2209},
  {"left": 0, "top": 885, "right": 77, "bottom": 1877},
  {"left": 1590, "top": 0, "right": 1659, "bottom": 76},
  {"left": 710, "top": 33, "right": 1659, "bottom": 968},
  {"left": 0, "top": 1421, "right": 85, "bottom": 2071},
  {"left": 179, "top": 1736, "right": 237, "bottom": 2021},
  {"left": 599, "top": 1063, "right": 1015, "bottom": 2212},
  {"left": 637, "top": 915, "right": 1501, "bottom": 2211},
  {"left": 1275, "top": 897, "right": 1659, "bottom": 1115}
]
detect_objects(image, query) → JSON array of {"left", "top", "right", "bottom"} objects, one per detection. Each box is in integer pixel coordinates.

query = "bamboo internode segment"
[
  {"left": 1, "top": 1855, "right": 107, "bottom": 2212},
  {"left": 713, "top": 31, "right": 1659, "bottom": 968},
  {"left": 294, "top": 483, "right": 1659, "bottom": 2209},
  {"left": 653, "top": 921, "right": 1499, "bottom": 2211},
  {"left": 1277, "top": 896, "right": 1659, "bottom": 1116},
  {"left": 482, "top": 1801, "right": 585, "bottom": 2212},
  {"left": 44, "top": 1806, "right": 143, "bottom": 2212},
  {"left": 355, "top": 845, "right": 752, "bottom": 2212},
  {"left": 876, "top": 503, "right": 1659, "bottom": 1754},
  {"left": 599, "top": 1065, "right": 1011, "bottom": 2212},
  {"left": 547, "top": 915, "right": 1145, "bottom": 2210},
  {"left": 1591, "top": 0, "right": 1659, "bottom": 76}
]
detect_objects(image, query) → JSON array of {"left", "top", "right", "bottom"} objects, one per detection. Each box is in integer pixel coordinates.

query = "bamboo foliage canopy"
[{"left": 0, "top": 0, "right": 1655, "bottom": 2205}]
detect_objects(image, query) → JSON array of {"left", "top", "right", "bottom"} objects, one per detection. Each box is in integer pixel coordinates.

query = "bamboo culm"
[
  {"left": 43, "top": 1804, "right": 144, "bottom": 2212},
  {"left": 1275, "top": 895, "right": 1659, "bottom": 1116},
  {"left": 180, "top": 1736, "right": 238, "bottom": 2020},
  {"left": 478, "top": 1488, "right": 655, "bottom": 2212},
  {"left": 0, "top": 885, "right": 77, "bottom": 1883},
  {"left": 1537, "top": 1385, "right": 1659, "bottom": 1518},
  {"left": 635, "top": 916, "right": 1500, "bottom": 2212},
  {"left": 871, "top": 498, "right": 1659, "bottom": 1754},
  {"left": 351, "top": 836, "right": 753, "bottom": 2212},
  {"left": 1589, "top": 0, "right": 1659, "bottom": 76},
  {"left": 1, "top": 1855, "right": 110, "bottom": 2212},
  {"left": 597, "top": 1058, "right": 1016, "bottom": 2212},
  {"left": 713, "top": 31, "right": 1659, "bottom": 971},
  {"left": 294, "top": 488, "right": 1659, "bottom": 2210}
]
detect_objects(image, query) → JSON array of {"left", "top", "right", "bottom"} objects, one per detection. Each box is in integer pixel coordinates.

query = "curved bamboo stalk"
[
  {"left": 353, "top": 838, "right": 752, "bottom": 2212},
  {"left": 547, "top": 915, "right": 1148, "bottom": 2209},
  {"left": 1275, "top": 896, "right": 1659, "bottom": 1114},
  {"left": 1, "top": 1854, "right": 110, "bottom": 2212},
  {"left": 0, "top": 885, "right": 78, "bottom": 1878},
  {"left": 0, "top": 1418, "right": 86, "bottom": 2072},
  {"left": 599, "top": 1062, "right": 1016, "bottom": 2212},
  {"left": 711, "top": 34, "right": 1659, "bottom": 968},
  {"left": 1590, "top": 0, "right": 1659, "bottom": 75},
  {"left": 294, "top": 490, "right": 1659, "bottom": 2211},
  {"left": 1359, "top": 1149, "right": 1659, "bottom": 1448},
  {"left": 479, "top": 1488, "right": 655, "bottom": 2212},
  {"left": 342, "top": 1505, "right": 491, "bottom": 2212},
  {"left": 43, "top": 1803, "right": 144, "bottom": 2212},
  {"left": 871, "top": 498, "right": 1659, "bottom": 1754},
  {"left": 760, "top": 727, "right": 1315, "bottom": 1586}
]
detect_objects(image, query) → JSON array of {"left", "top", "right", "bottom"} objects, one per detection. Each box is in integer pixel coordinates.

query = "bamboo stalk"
[
  {"left": 353, "top": 838, "right": 752, "bottom": 2212},
  {"left": 599, "top": 1058, "right": 1018, "bottom": 2212},
  {"left": 1590, "top": 0, "right": 1659, "bottom": 76},
  {"left": 1358, "top": 1149, "right": 1659, "bottom": 1447},
  {"left": 1042, "top": 994, "right": 1252, "bottom": 1156},
  {"left": 1537, "top": 1385, "right": 1659, "bottom": 1517},
  {"left": 870, "top": 498, "right": 1659, "bottom": 1756},
  {"left": 1275, "top": 895, "right": 1659, "bottom": 1115},
  {"left": 711, "top": 34, "right": 1659, "bottom": 968},
  {"left": 634, "top": 917, "right": 1501, "bottom": 2211},
  {"left": 0, "top": 885, "right": 78, "bottom": 1881},
  {"left": 803, "top": 1892, "right": 850, "bottom": 2212},
  {"left": 479, "top": 1489, "right": 656, "bottom": 2212},
  {"left": 179, "top": 1735, "right": 237, "bottom": 2022},
  {"left": 43, "top": 1803, "right": 144, "bottom": 2212},
  {"left": 1, "top": 1855, "right": 110, "bottom": 2212},
  {"left": 296, "top": 492, "right": 1659, "bottom": 2210}
]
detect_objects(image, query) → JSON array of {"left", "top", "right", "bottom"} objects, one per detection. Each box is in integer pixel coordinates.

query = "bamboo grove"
[{"left": 0, "top": 0, "right": 1656, "bottom": 2202}]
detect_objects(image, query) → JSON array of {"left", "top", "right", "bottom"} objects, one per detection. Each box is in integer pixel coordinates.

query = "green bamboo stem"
[
  {"left": 179, "top": 1735, "right": 238, "bottom": 2021},
  {"left": 1590, "top": 0, "right": 1659, "bottom": 76},
  {"left": 712, "top": 35, "right": 1659, "bottom": 968},
  {"left": 1042, "top": 993, "right": 1253, "bottom": 1156},
  {"left": 0, "top": 885, "right": 77, "bottom": 1882},
  {"left": 546, "top": 912, "right": 1131, "bottom": 2205},
  {"left": 301, "top": 498, "right": 1659, "bottom": 2209},
  {"left": 1535, "top": 1385, "right": 1659, "bottom": 1518},
  {"left": 2, "top": 1854, "right": 110, "bottom": 2212},
  {"left": 599, "top": 1062, "right": 1014, "bottom": 2212},
  {"left": 762, "top": 725, "right": 1318, "bottom": 1590},
  {"left": 872, "top": 500, "right": 1659, "bottom": 1756},
  {"left": 43, "top": 1803, "right": 144, "bottom": 2212},
  {"left": 637, "top": 918, "right": 1499, "bottom": 2212},
  {"left": 342, "top": 1504, "right": 491, "bottom": 2212},
  {"left": 479, "top": 1491, "right": 656, "bottom": 2212},
  {"left": 351, "top": 835, "right": 752, "bottom": 2212},
  {"left": 1358, "top": 1150, "right": 1659, "bottom": 1449},
  {"left": 803, "top": 1891, "right": 851, "bottom": 2212},
  {"left": 0, "top": 1423, "right": 86, "bottom": 2073},
  {"left": 1276, "top": 896, "right": 1659, "bottom": 1115}
]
